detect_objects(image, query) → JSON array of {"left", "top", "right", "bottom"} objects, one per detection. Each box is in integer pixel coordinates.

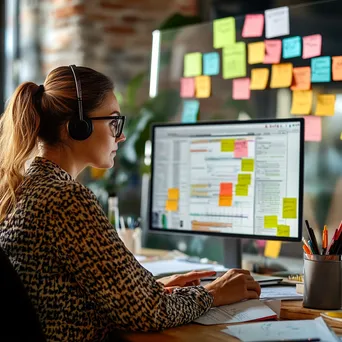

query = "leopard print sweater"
[{"left": 0, "top": 157, "right": 213, "bottom": 342}]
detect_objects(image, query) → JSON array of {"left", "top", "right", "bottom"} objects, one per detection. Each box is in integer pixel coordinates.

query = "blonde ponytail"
[{"left": 0, "top": 82, "right": 41, "bottom": 221}]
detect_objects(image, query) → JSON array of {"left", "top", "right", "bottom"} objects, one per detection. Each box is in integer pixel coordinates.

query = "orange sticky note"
[
  {"left": 195, "top": 76, "right": 211, "bottom": 98},
  {"left": 315, "top": 94, "right": 336, "bottom": 116},
  {"left": 220, "top": 183, "right": 233, "bottom": 196},
  {"left": 248, "top": 42, "right": 265, "bottom": 64},
  {"left": 168, "top": 188, "right": 179, "bottom": 200},
  {"left": 264, "top": 241, "right": 282, "bottom": 258},
  {"left": 291, "top": 90, "right": 313, "bottom": 115},
  {"left": 332, "top": 56, "right": 342, "bottom": 81},
  {"left": 232, "top": 78, "right": 250, "bottom": 100},
  {"left": 264, "top": 40, "right": 282, "bottom": 64},
  {"left": 291, "top": 67, "right": 311, "bottom": 91},
  {"left": 242, "top": 14, "right": 264, "bottom": 38},
  {"left": 270, "top": 63, "right": 293, "bottom": 88},
  {"left": 304, "top": 116, "right": 322, "bottom": 142},
  {"left": 250, "top": 68, "right": 269, "bottom": 90},
  {"left": 180, "top": 78, "right": 195, "bottom": 98},
  {"left": 219, "top": 196, "right": 232, "bottom": 207},
  {"left": 165, "top": 200, "right": 178, "bottom": 211},
  {"left": 302, "top": 34, "right": 322, "bottom": 59}
]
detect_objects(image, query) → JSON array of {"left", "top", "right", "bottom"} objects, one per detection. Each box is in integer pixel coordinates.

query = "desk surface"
[{"left": 125, "top": 301, "right": 342, "bottom": 342}]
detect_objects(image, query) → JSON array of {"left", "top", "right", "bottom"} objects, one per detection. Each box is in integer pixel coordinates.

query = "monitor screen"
[{"left": 149, "top": 118, "right": 304, "bottom": 242}]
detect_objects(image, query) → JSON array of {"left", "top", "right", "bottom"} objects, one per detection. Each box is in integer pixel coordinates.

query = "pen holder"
[
  {"left": 303, "top": 254, "right": 342, "bottom": 310},
  {"left": 117, "top": 227, "right": 142, "bottom": 255}
]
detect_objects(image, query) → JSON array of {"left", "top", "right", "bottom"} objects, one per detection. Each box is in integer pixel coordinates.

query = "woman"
[{"left": 0, "top": 65, "right": 260, "bottom": 342}]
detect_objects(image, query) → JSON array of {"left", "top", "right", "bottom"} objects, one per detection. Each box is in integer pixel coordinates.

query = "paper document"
[
  {"left": 194, "top": 299, "right": 278, "bottom": 325},
  {"left": 260, "top": 285, "right": 303, "bottom": 300},
  {"left": 222, "top": 317, "right": 339, "bottom": 342}
]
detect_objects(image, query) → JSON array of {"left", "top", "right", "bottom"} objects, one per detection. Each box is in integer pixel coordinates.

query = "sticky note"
[
  {"left": 203, "top": 52, "right": 220, "bottom": 76},
  {"left": 291, "top": 67, "right": 311, "bottom": 91},
  {"left": 265, "top": 6, "right": 290, "bottom": 39},
  {"left": 184, "top": 52, "right": 202, "bottom": 77},
  {"left": 181, "top": 100, "right": 199, "bottom": 123},
  {"left": 315, "top": 94, "right": 336, "bottom": 116},
  {"left": 282, "top": 36, "right": 301, "bottom": 59},
  {"left": 234, "top": 140, "right": 248, "bottom": 158},
  {"left": 282, "top": 198, "right": 297, "bottom": 219},
  {"left": 223, "top": 42, "right": 246, "bottom": 79},
  {"left": 250, "top": 68, "right": 269, "bottom": 90},
  {"left": 303, "top": 34, "right": 322, "bottom": 59},
  {"left": 221, "top": 139, "right": 235, "bottom": 152},
  {"left": 165, "top": 200, "right": 178, "bottom": 212},
  {"left": 304, "top": 116, "right": 322, "bottom": 142},
  {"left": 270, "top": 63, "right": 293, "bottom": 88},
  {"left": 241, "top": 159, "right": 254, "bottom": 172},
  {"left": 242, "top": 14, "right": 264, "bottom": 38},
  {"left": 213, "top": 17, "right": 236, "bottom": 49},
  {"left": 180, "top": 78, "right": 195, "bottom": 98},
  {"left": 311, "top": 56, "right": 331, "bottom": 83},
  {"left": 168, "top": 188, "right": 179, "bottom": 200},
  {"left": 332, "top": 56, "right": 342, "bottom": 81},
  {"left": 277, "top": 225, "right": 290, "bottom": 237},
  {"left": 264, "top": 241, "right": 282, "bottom": 259},
  {"left": 340, "top": 132, "right": 342, "bottom": 140},
  {"left": 220, "top": 183, "right": 233, "bottom": 196},
  {"left": 235, "top": 184, "right": 248, "bottom": 196},
  {"left": 248, "top": 42, "right": 265, "bottom": 64},
  {"left": 219, "top": 196, "right": 232, "bottom": 207},
  {"left": 264, "top": 215, "right": 278, "bottom": 228},
  {"left": 232, "top": 78, "right": 250, "bottom": 100},
  {"left": 195, "top": 76, "right": 211, "bottom": 98},
  {"left": 238, "top": 174, "right": 251, "bottom": 185},
  {"left": 291, "top": 90, "right": 313, "bottom": 115},
  {"left": 264, "top": 40, "right": 282, "bottom": 64}
]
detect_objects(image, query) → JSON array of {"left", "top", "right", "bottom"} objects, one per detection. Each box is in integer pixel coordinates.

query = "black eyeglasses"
[{"left": 89, "top": 115, "right": 126, "bottom": 138}]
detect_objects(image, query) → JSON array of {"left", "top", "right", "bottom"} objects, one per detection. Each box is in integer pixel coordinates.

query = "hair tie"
[{"left": 34, "top": 84, "right": 45, "bottom": 97}]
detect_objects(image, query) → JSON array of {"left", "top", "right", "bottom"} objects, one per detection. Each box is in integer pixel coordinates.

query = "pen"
[
  {"left": 307, "top": 240, "right": 316, "bottom": 254},
  {"left": 322, "top": 225, "right": 328, "bottom": 255},
  {"left": 305, "top": 220, "right": 319, "bottom": 254},
  {"left": 302, "top": 237, "right": 310, "bottom": 249},
  {"left": 303, "top": 244, "right": 311, "bottom": 255}
]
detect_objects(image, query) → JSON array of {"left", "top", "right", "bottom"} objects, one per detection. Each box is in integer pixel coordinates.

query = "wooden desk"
[{"left": 125, "top": 301, "right": 342, "bottom": 342}]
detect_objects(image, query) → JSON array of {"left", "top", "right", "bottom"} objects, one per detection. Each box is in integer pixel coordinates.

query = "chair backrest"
[{"left": 0, "top": 247, "right": 46, "bottom": 342}]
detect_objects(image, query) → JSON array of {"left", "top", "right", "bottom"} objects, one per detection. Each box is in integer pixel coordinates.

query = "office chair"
[{"left": 0, "top": 246, "right": 46, "bottom": 342}]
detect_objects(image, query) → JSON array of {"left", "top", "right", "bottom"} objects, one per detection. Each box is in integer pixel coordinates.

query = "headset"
[{"left": 67, "top": 65, "right": 93, "bottom": 141}]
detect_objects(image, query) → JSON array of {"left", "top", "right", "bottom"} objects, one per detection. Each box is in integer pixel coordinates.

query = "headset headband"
[{"left": 69, "top": 65, "right": 84, "bottom": 121}]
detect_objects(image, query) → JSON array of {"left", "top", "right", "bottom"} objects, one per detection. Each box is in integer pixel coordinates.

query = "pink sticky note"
[
  {"left": 232, "top": 78, "right": 250, "bottom": 100},
  {"left": 180, "top": 78, "right": 195, "bottom": 98},
  {"left": 303, "top": 34, "right": 322, "bottom": 59},
  {"left": 304, "top": 116, "right": 322, "bottom": 142},
  {"left": 242, "top": 14, "right": 264, "bottom": 38},
  {"left": 264, "top": 40, "right": 282, "bottom": 64},
  {"left": 234, "top": 140, "right": 248, "bottom": 158}
]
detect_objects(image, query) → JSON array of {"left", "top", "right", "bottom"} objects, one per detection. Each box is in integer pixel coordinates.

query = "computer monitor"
[{"left": 149, "top": 118, "right": 304, "bottom": 246}]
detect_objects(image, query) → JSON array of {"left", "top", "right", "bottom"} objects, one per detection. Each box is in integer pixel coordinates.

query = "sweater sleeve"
[{"left": 50, "top": 182, "right": 213, "bottom": 332}]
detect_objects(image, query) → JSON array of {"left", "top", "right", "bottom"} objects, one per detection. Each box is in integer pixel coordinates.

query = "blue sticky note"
[
  {"left": 203, "top": 52, "right": 220, "bottom": 76},
  {"left": 311, "top": 56, "right": 331, "bottom": 83},
  {"left": 182, "top": 100, "right": 200, "bottom": 123},
  {"left": 283, "top": 36, "right": 301, "bottom": 59}
]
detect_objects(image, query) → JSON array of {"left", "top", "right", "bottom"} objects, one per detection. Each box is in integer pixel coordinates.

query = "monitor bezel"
[{"left": 148, "top": 117, "right": 304, "bottom": 242}]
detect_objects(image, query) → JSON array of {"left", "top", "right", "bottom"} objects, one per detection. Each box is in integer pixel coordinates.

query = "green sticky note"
[
  {"left": 283, "top": 198, "right": 297, "bottom": 219},
  {"left": 238, "top": 174, "right": 251, "bottom": 185},
  {"left": 264, "top": 216, "right": 278, "bottom": 228},
  {"left": 235, "top": 184, "right": 248, "bottom": 196},
  {"left": 241, "top": 159, "right": 254, "bottom": 172},
  {"left": 184, "top": 52, "right": 202, "bottom": 77},
  {"left": 221, "top": 139, "right": 235, "bottom": 152},
  {"left": 277, "top": 225, "right": 290, "bottom": 237},
  {"left": 213, "top": 17, "right": 236, "bottom": 49},
  {"left": 223, "top": 42, "right": 246, "bottom": 79}
]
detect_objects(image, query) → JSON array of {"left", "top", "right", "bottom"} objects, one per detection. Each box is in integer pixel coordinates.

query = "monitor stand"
[{"left": 223, "top": 238, "right": 242, "bottom": 269}]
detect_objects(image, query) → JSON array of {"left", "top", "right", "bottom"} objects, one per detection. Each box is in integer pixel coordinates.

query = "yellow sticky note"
[
  {"left": 221, "top": 139, "right": 235, "bottom": 152},
  {"left": 213, "top": 17, "right": 236, "bottom": 49},
  {"left": 270, "top": 63, "right": 293, "bottom": 88},
  {"left": 264, "top": 241, "right": 282, "bottom": 259},
  {"left": 340, "top": 132, "right": 342, "bottom": 140},
  {"left": 195, "top": 76, "right": 211, "bottom": 98},
  {"left": 241, "top": 159, "right": 254, "bottom": 172},
  {"left": 184, "top": 52, "right": 202, "bottom": 77},
  {"left": 165, "top": 200, "right": 178, "bottom": 212},
  {"left": 277, "top": 225, "right": 290, "bottom": 237},
  {"left": 219, "top": 196, "right": 232, "bottom": 207},
  {"left": 283, "top": 198, "right": 297, "bottom": 219},
  {"left": 250, "top": 68, "right": 269, "bottom": 90},
  {"left": 222, "top": 42, "right": 246, "bottom": 79},
  {"left": 238, "top": 174, "right": 251, "bottom": 185},
  {"left": 235, "top": 184, "right": 248, "bottom": 196},
  {"left": 264, "top": 216, "right": 278, "bottom": 228},
  {"left": 291, "top": 90, "right": 313, "bottom": 115},
  {"left": 168, "top": 188, "right": 179, "bottom": 200},
  {"left": 315, "top": 94, "right": 336, "bottom": 116},
  {"left": 248, "top": 42, "right": 265, "bottom": 64}
]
